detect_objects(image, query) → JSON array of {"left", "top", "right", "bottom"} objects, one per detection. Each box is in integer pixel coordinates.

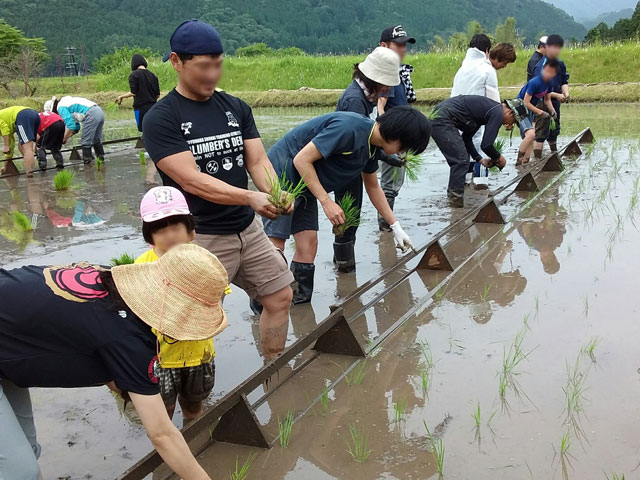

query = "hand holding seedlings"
[
  {"left": 266, "top": 168, "right": 307, "bottom": 215},
  {"left": 248, "top": 191, "right": 281, "bottom": 220},
  {"left": 332, "top": 192, "right": 359, "bottom": 235}
]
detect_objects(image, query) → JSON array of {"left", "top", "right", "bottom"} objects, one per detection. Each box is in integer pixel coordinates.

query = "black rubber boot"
[
  {"left": 249, "top": 298, "right": 263, "bottom": 315},
  {"left": 82, "top": 146, "right": 94, "bottom": 164},
  {"left": 290, "top": 261, "right": 315, "bottom": 304},
  {"left": 548, "top": 142, "right": 558, "bottom": 152},
  {"left": 52, "top": 150, "right": 64, "bottom": 169},
  {"left": 447, "top": 189, "right": 464, "bottom": 208},
  {"left": 93, "top": 142, "right": 105, "bottom": 160},
  {"left": 533, "top": 148, "right": 543, "bottom": 160},
  {"left": 333, "top": 241, "right": 356, "bottom": 273},
  {"left": 36, "top": 148, "right": 47, "bottom": 171},
  {"left": 378, "top": 195, "right": 395, "bottom": 231}
]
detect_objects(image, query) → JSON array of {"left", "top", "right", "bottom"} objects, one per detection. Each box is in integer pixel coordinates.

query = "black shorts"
[
  {"left": 15, "top": 109, "right": 40, "bottom": 144},
  {"left": 158, "top": 360, "right": 215, "bottom": 407},
  {"left": 39, "top": 120, "right": 65, "bottom": 151},
  {"left": 262, "top": 193, "right": 319, "bottom": 240}
]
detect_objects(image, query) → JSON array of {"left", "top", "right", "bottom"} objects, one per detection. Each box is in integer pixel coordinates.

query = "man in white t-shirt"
[{"left": 451, "top": 36, "right": 516, "bottom": 152}]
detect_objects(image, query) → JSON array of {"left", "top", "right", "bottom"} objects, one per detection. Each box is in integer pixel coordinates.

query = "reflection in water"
[{"left": 517, "top": 195, "right": 567, "bottom": 275}]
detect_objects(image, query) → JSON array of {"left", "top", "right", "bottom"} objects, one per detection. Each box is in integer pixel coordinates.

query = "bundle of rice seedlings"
[
  {"left": 332, "top": 192, "right": 361, "bottom": 236},
  {"left": 494, "top": 139, "right": 506, "bottom": 155},
  {"left": 96, "top": 157, "right": 104, "bottom": 170},
  {"left": 110, "top": 253, "right": 136, "bottom": 266},
  {"left": 12, "top": 211, "right": 32, "bottom": 231},
  {"left": 266, "top": 168, "right": 307, "bottom": 213},
  {"left": 53, "top": 170, "right": 75, "bottom": 191},
  {"left": 139, "top": 151, "right": 146, "bottom": 165},
  {"left": 403, "top": 150, "right": 424, "bottom": 182}
]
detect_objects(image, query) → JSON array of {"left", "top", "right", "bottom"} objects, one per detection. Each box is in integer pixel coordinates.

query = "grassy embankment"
[{"left": 2, "top": 42, "right": 640, "bottom": 109}]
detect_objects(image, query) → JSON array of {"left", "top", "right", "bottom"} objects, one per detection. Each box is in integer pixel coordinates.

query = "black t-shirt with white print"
[
  {"left": 143, "top": 89, "right": 260, "bottom": 235},
  {"left": 0, "top": 264, "right": 159, "bottom": 395}
]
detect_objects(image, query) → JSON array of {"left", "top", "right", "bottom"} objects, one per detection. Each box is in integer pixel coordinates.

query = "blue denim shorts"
[{"left": 517, "top": 116, "right": 534, "bottom": 139}]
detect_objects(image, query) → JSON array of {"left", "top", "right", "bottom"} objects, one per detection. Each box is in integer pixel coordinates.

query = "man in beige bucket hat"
[{"left": 0, "top": 244, "right": 225, "bottom": 479}]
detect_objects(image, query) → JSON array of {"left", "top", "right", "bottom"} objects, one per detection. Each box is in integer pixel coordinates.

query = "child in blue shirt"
[{"left": 515, "top": 58, "right": 562, "bottom": 164}]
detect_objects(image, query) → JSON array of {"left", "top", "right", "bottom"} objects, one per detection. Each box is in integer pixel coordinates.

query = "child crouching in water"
[{"left": 136, "top": 186, "right": 230, "bottom": 421}]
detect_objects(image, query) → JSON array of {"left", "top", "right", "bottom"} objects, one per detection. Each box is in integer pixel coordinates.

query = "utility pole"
[{"left": 62, "top": 46, "right": 79, "bottom": 76}]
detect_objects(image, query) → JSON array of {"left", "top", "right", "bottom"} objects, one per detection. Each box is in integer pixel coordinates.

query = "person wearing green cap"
[{"left": 430, "top": 95, "right": 517, "bottom": 207}]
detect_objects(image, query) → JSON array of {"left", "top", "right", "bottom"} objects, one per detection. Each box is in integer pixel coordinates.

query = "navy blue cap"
[{"left": 162, "top": 20, "right": 224, "bottom": 62}]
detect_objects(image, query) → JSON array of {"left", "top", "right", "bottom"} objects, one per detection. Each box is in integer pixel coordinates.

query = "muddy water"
[{"left": 0, "top": 104, "right": 638, "bottom": 479}]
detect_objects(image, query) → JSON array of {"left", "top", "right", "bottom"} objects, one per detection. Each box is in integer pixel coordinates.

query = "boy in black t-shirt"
[{"left": 143, "top": 20, "right": 294, "bottom": 351}]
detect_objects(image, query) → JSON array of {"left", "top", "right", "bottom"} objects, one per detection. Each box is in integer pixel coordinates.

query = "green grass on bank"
[{"left": 2, "top": 42, "right": 640, "bottom": 109}]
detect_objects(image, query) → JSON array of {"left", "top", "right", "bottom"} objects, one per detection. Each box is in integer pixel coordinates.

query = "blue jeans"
[{"left": 0, "top": 379, "right": 41, "bottom": 479}]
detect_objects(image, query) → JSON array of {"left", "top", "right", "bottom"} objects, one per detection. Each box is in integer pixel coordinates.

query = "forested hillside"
[{"left": 0, "top": 0, "right": 585, "bottom": 66}]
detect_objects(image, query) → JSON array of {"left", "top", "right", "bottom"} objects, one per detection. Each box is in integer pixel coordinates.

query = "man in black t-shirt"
[
  {"left": 527, "top": 36, "right": 547, "bottom": 82},
  {"left": 143, "top": 20, "right": 293, "bottom": 340}
]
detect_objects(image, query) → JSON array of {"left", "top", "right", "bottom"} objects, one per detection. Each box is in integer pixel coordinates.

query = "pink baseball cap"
[{"left": 140, "top": 186, "right": 191, "bottom": 223}]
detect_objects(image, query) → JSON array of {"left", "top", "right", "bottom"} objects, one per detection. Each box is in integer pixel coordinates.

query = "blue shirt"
[
  {"left": 533, "top": 57, "right": 569, "bottom": 94},
  {"left": 518, "top": 76, "right": 549, "bottom": 106},
  {"left": 268, "top": 112, "right": 378, "bottom": 193}
]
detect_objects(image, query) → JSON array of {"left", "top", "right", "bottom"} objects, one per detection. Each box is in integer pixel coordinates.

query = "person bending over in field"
[
  {"left": 262, "top": 106, "right": 430, "bottom": 304},
  {"left": 333, "top": 46, "right": 403, "bottom": 272},
  {"left": 430, "top": 95, "right": 518, "bottom": 207},
  {"left": 134, "top": 186, "right": 231, "bottom": 421},
  {"left": 514, "top": 58, "right": 563, "bottom": 164},
  {"left": 51, "top": 95, "right": 106, "bottom": 164},
  {"left": 0, "top": 244, "right": 227, "bottom": 480},
  {"left": 532, "top": 34, "right": 570, "bottom": 153},
  {"left": 36, "top": 99, "right": 66, "bottom": 170},
  {"left": 0, "top": 106, "right": 40, "bottom": 177}
]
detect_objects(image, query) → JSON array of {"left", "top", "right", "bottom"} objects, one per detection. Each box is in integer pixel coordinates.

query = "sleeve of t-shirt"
[
  {"left": 363, "top": 154, "right": 379, "bottom": 174},
  {"left": 237, "top": 98, "right": 260, "bottom": 139},
  {"left": 128, "top": 72, "right": 138, "bottom": 95},
  {"left": 98, "top": 337, "right": 159, "bottom": 395},
  {"left": 480, "top": 105, "right": 503, "bottom": 160},
  {"left": 339, "top": 97, "right": 370, "bottom": 117},
  {"left": 142, "top": 102, "right": 190, "bottom": 163},
  {"left": 525, "top": 77, "right": 540, "bottom": 97},
  {"left": 311, "top": 118, "right": 358, "bottom": 159}
]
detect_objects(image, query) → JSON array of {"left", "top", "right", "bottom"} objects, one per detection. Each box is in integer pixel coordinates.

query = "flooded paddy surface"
[{"left": 0, "top": 103, "right": 639, "bottom": 479}]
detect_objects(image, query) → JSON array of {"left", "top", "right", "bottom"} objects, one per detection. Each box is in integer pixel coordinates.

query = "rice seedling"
[
  {"left": 393, "top": 399, "right": 406, "bottom": 423},
  {"left": 420, "top": 369, "right": 431, "bottom": 395},
  {"left": 498, "top": 328, "right": 536, "bottom": 404},
  {"left": 583, "top": 296, "right": 589, "bottom": 317},
  {"left": 332, "top": 192, "right": 361, "bottom": 236},
  {"left": 342, "top": 423, "right": 372, "bottom": 463},
  {"left": 345, "top": 360, "right": 367, "bottom": 386},
  {"left": 318, "top": 385, "right": 330, "bottom": 415},
  {"left": 53, "top": 170, "right": 75, "bottom": 191},
  {"left": 426, "top": 109, "right": 439, "bottom": 120},
  {"left": 472, "top": 402, "right": 481, "bottom": 429},
  {"left": 11, "top": 211, "right": 32, "bottom": 231},
  {"left": 550, "top": 117, "right": 557, "bottom": 132},
  {"left": 480, "top": 283, "right": 493, "bottom": 302},
  {"left": 582, "top": 337, "right": 601, "bottom": 363},
  {"left": 604, "top": 473, "right": 626, "bottom": 480},
  {"left": 417, "top": 338, "right": 435, "bottom": 370},
  {"left": 562, "top": 356, "right": 590, "bottom": 443},
  {"left": 423, "top": 420, "right": 445, "bottom": 477},
  {"left": 229, "top": 452, "right": 257, "bottom": 480},
  {"left": 554, "top": 431, "right": 575, "bottom": 480},
  {"left": 402, "top": 150, "right": 424, "bottom": 182},
  {"left": 266, "top": 168, "right": 308, "bottom": 213},
  {"left": 139, "top": 151, "right": 146, "bottom": 165},
  {"left": 95, "top": 156, "right": 104, "bottom": 170},
  {"left": 110, "top": 253, "right": 136, "bottom": 266},
  {"left": 277, "top": 409, "right": 295, "bottom": 447},
  {"left": 494, "top": 139, "right": 506, "bottom": 155}
]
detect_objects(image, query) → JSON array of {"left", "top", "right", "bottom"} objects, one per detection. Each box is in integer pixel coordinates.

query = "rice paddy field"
[{"left": 1, "top": 103, "right": 639, "bottom": 479}]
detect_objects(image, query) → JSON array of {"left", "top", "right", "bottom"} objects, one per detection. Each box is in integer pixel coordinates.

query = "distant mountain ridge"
[
  {"left": 544, "top": 0, "right": 636, "bottom": 21},
  {"left": 582, "top": 8, "right": 634, "bottom": 29},
  {"left": 0, "top": 0, "right": 587, "bottom": 66}
]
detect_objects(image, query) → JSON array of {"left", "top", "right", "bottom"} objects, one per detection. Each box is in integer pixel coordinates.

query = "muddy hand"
[
  {"left": 390, "top": 221, "right": 413, "bottom": 253},
  {"left": 321, "top": 198, "right": 346, "bottom": 226}
]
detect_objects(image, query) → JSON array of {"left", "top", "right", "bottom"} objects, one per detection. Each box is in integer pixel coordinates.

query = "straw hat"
[
  {"left": 111, "top": 244, "right": 228, "bottom": 340},
  {"left": 359, "top": 47, "right": 401, "bottom": 86}
]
